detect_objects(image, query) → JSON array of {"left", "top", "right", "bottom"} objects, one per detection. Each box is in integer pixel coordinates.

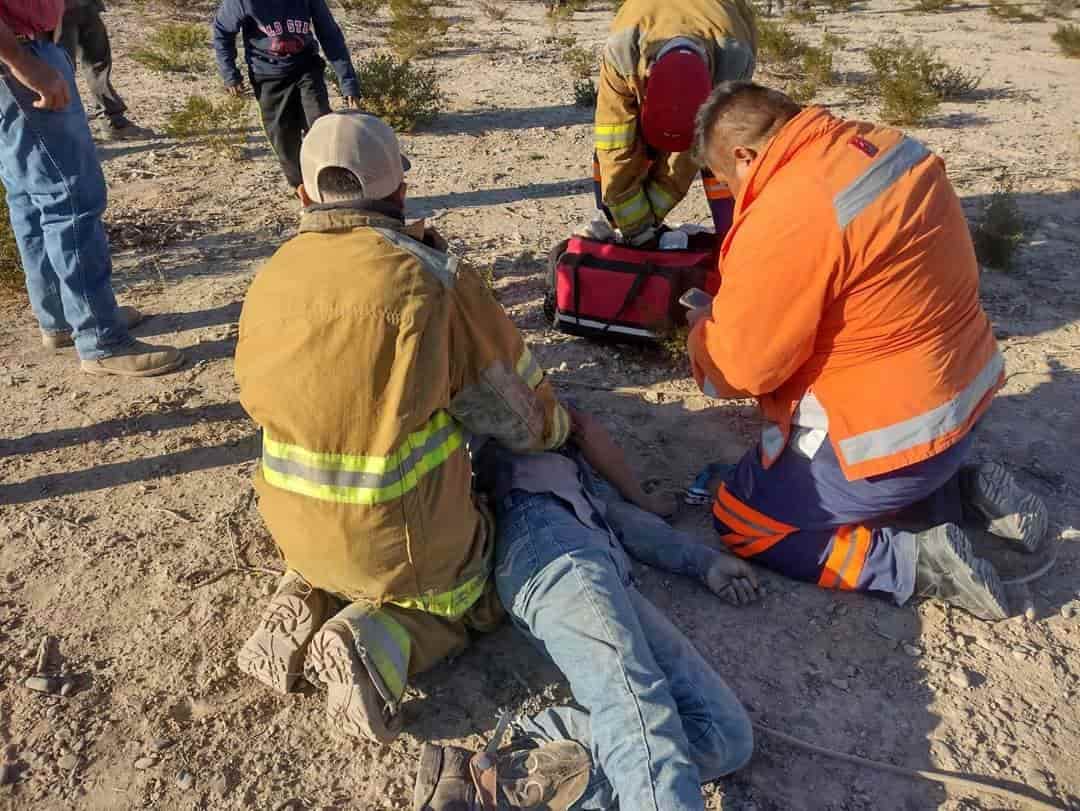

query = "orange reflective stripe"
[
  {"left": 714, "top": 486, "right": 795, "bottom": 559},
  {"left": 818, "top": 525, "right": 872, "bottom": 590},
  {"left": 592, "top": 155, "right": 601, "bottom": 183},
  {"left": 715, "top": 485, "right": 797, "bottom": 535},
  {"left": 712, "top": 500, "right": 763, "bottom": 539},
  {"left": 702, "top": 176, "right": 732, "bottom": 201},
  {"left": 734, "top": 532, "right": 789, "bottom": 558}
]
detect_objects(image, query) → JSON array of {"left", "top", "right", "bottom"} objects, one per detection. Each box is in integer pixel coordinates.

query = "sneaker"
[
  {"left": 304, "top": 604, "right": 405, "bottom": 743},
  {"left": 413, "top": 740, "right": 591, "bottom": 811},
  {"left": 961, "top": 462, "right": 1048, "bottom": 553},
  {"left": 236, "top": 570, "right": 332, "bottom": 694},
  {"left": 41, "top": 305, "right": 145, "bottom": 350},
  {"left": 914, "top": 523, "right": 1009, "bottom": 621},
  {"left": 79, "top": 340, "right": 184, "bottom": 377}
]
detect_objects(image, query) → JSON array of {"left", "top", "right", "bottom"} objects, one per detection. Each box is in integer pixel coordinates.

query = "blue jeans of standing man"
[
  {"left": 493, "top": 478, "right": 753, "bottom": 811},
  {"left": 0, "top": 39, "right": 129, "bottom": 360}
]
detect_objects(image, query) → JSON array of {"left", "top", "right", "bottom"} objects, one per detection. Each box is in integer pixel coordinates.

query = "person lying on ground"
[
  {"left": 212, "top": 0, "right": 362, "bottom": 193},
  {"left": 233, "top": 111, "right": 574, "bottom": 743},
  {"left": 0, "top": 1, "right": 183, "bottom": 376},
  {"left": 586, "top": 0, "right": 757, "bottom": 246},
  {"left": 415, "top": 408, "right": 757, "bottom": 811},
  {"left": 686, "top": 81, "right": 1049, "bottom": 621}
]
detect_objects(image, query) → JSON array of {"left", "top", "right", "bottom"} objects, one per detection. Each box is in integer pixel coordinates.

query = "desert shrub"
[
  {"left": 339, "top": 0, "right": 385, "bottom": 12},
  {"left": 165, "top": 94, "right": 251, "bottom": 157},
  {"left": 0, "top": 194, "right": 22, "bottom": 295},
  {"left": 786, "top": 6, "right": 818, "bottom": 23},
  {"left": 927, "top": 62, "right": 982, "bottom": 98},
  {"left": 573, "top": 78, "right": 597, "bottom": 106},
  {"left": 826, "top": 0, "right": 854, "bottom": 11},
  {"left": 132, "top": 23, "right": 209, "bottom": 73},
  {"left": 757, "top": 19, "right": 807, "bottom": 63},
  {"left": 1052, "top": 23, "right": 1080, "bottom": 55},
  {"left": 478, "top": 0, "right": 508, "bottom": 20},
  {"left": 565, "top": 45, "right": 596, "bottom": 79},
  {"left": 1043, "top": 0, "right": 1077, "bottom": 17},
  {"left": 354, "top": 54, "right": 444, "bottom": 130},
  {"left": 910, "top": 0, "right": 952, "bottom": 10},
  {"left": 822, "top": 32, "right": 847, "bottom": 49},
  {"left": 547, "top": 0, "right": 588, "bottom": 19},
  {"left": 802, "top": 44, "right": 834, "bottom": 84},
  {"left": 971, "top": 178, "right": 1027, "bottom": 271},
  {"left": 988, "top": 0, "right": 1044, "bottom": 20},
  {"left": 388, "top": 0, "right": 450, "bottom": 60},
  {"left": 865, "top": 39, "right": 980, "bottom": 122}
]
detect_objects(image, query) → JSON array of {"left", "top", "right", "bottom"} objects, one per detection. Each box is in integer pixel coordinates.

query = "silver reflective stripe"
[
  {"left": 555, "top": 313, "right": 654, "bottom": 338},
  {"left": 761, "top": 422, "right": 786, "bottom": 461},
  {"left": 263, "top": 421, "right": 460, "bottom": 490},
  {"left": 374, "top": 228, "right": 460, "bottom": 288},
  {"left": 839, "top": 351, "right": 1004, "bottom": 467},
  {"left": 353, "top": 611, "right": 410, "bottom": 707},
  {"left": 833, "top": 137, "right": 931, "bottom": 228},
  {"left": 793, "top": 391, "right": 829, "bottom": 430}
]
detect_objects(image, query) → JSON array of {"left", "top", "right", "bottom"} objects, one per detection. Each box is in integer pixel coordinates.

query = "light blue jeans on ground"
[
  {"left": 0, "top": 40, "right": 129, "bottom": 360},
  {"left": 493, "top": 471, "right": 753, "bottom": 811}
]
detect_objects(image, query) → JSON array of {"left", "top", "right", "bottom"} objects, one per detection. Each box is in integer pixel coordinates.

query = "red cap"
[{"left": 641, "top": 49, "right": 712, "bottom": 153}]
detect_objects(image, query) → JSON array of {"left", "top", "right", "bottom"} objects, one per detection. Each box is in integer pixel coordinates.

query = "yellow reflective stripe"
[
  {"left": 388, "top": 571, "right": 488, "bottom": 620},
  {"left": 645, "top": 182, "right": 677, "bottom": 219},
  {"left": 516, "top": 346, "right": 544, "bottom": 389},
  {"left": 595, "top": 122, "right": 636, "bottom": 150},
  {"left": 609, "top": 189, "right": 651, "bottom": 230},
  {"left": 354, "top": 608, "right": 411, "bottom": 703},
  {"left": 544, "top": 402, "right": 571, "bottom": 450}
]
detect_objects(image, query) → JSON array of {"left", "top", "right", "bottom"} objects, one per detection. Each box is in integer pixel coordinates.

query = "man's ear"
[{"left": 733, "top": 145, "right": 757, "bottom": 167}]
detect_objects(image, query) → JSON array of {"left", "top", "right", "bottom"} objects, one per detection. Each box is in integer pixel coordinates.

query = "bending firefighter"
[
  {"left": 688, "top": 83, "right": 1049, "bottom": 621},
  {"left": 234, "top": 112, "right": 571, "bottom": 741},
  {"left": 590, "top": 0, "right": 757, "bottom": 245}
]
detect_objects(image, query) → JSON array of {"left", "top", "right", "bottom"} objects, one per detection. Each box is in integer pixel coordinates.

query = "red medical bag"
[{"left": 545, "top": 233, "right": 720, "bottom": 342}]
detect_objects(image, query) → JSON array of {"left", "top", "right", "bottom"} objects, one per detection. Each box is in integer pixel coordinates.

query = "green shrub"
[
  {"left": 786, "top": 6, "right": 818, "bottom": 23},
  {"left": 355, "top": 54, "right": 445, "bottom": 131},
  {"left": 927, "top": 62, "right": 982, "bottom": 99},
  {"left": 0, "top": 195, "right": 22, "bottom": 295},
  {"left": 822, "top": 32, "right": 847, "bottom": 49},
  {"left": 573, "top": 78, "right": 597, "bottom": 107},
  {"left": 565, "top": 45, "right": 596, "bottom": 79},
  {"left": 757, "top": 19, "right": 807, "bottom": 63},
  {"left": 802, "top": 44, "right": 834, "bottom": 85},
  {"left": 1052, "top": 23, "right": 1080, "bottom": 55},
  {"left": 338, "top": 0, "right": 386, "bottom": 12},
  {"left": 910, "top": 0, "right": 952, "bottom": 10},
  {"left": 864, "top": 39, "right": 981, "bottom": 123},
  {"left": 988, "top": 0, "right": 1044, "bottom": 20},
  {"left": 971, "top": 178, "right": 1027, "bottom": 270},
  {"left": 478, "top": 0, "right": 509, "bottom": 20},
  {"left": 1043, "top": 0, "right": 1077, "bottom": 17},
  {"left": 388, "top": 0, "right": 450, "bottom": 60},
  {"left": 165, "top": 95, "right": 251, "bottom": 157},
  {"left": 132, "top": 23, "right": 209, "bottom": 73}
]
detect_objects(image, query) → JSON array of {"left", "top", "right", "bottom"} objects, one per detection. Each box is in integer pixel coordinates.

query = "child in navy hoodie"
[{"left": 212, "top": 0, "right": 361, "bottom": 190}]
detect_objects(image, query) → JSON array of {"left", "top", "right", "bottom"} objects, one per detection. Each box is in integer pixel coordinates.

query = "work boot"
[
  {"left": 413, "top": 740, "right": 591, "bottom": 811},
  {"left": 41, "top": 305, "right": 145, "bottom": 350},
  {"left": 236, "top": 570, "right": 332, "bottom": 694},
  {"left": 960, "top": 462, "right": 1048, "bottom": 553},
  {"left": 915, "top": 523, "right": 1009, "bottom": 621},
  {"left": 104, "top": 115, "right": 152, "bottom": 140},
  {"left": 80, "top": 340, "right": 184, "bottom": 377},
  {"left": 304, "top": 603, "right": 405, "bottom": 743}
]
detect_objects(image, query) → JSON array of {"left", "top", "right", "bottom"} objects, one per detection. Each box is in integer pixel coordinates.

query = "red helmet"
[{"left": 641, "top": 48, "right": 712, "bottom": 153}]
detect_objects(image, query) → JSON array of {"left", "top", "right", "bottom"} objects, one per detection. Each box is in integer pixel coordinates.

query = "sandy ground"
[{"left": 2, "top": 1, "right": 1080, "bottom": 809}]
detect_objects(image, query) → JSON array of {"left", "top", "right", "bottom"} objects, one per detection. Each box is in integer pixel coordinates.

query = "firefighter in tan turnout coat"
[{"left": 234, "top": 112, "right": 571, "bottom": 742}]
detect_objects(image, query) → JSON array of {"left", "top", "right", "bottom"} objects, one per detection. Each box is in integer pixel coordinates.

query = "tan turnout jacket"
[
  {"left": 236, "top": 208, "right": 570, "bottom": 615},
  {"left": 595, "top": 0, "right": 757, "bottom": 234}
]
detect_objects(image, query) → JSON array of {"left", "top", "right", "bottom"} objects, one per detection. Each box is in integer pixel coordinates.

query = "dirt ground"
[{"left": 2, "top": 1, "right": 1080, "bottom": 809}]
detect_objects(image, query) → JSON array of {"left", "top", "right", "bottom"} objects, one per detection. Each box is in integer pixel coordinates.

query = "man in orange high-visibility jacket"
[{"left": 686, "top": 82, "right": 1049, "bottom": 621}]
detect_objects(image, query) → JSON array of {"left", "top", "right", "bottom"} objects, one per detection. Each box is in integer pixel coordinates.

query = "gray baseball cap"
[{"left": 300, "top": 112, "right": 411, "bottom": 203}]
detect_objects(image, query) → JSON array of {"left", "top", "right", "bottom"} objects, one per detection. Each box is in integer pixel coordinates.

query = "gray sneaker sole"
[
  {"left": 965, "top": 463, "right": 1048, "bottom": 553},
  {"left": 919, "top": 524, "right": 1009, "bottom": 621}
]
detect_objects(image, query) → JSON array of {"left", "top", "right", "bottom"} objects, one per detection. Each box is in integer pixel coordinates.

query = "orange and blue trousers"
[{"left": 713, "top": 432, "right": 974, "bottom": 604}]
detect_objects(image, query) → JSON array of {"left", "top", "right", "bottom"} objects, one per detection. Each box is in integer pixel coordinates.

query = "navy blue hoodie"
[{"left": 212, "top": 0, "right": 360, "bottom": 97}]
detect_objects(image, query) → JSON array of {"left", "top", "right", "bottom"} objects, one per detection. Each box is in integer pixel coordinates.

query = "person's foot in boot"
[
  {"left": 960, "top": 462, "right": 1049, "bottom": 553},
  {"left": 304, "top": 603, "right": 405, "bottom": 743},
  {"left": 42, "top": 305, "right": 145, "bottom": 350},
  {"left": 105, "top": 114, "right": 152, "bottom": 140},
  {"left": 80, "top": 340, "right": 184, "bottom": 377},
  {"left": 236, "top": 570, "right": 332, "bottom": 694},
  {"left": 915, "top": 523, "right": 1009, "bottom": 621},
  {"left": 413, "top": 739, "right": 591, "bottom": 811}
]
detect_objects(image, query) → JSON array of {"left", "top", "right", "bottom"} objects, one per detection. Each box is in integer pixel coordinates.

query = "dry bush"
[
  {"left": 1043, "top": 0, "right": 1077, "bottom": 17},
  {"left": 338, "top": 0, "right": 385, "bottom": 12},
  {"left": 0, "top": 195, "right": 23, "bottom": 296},
  {"left": 757, "top": 19, "right": 807, "bottom": 63},
  {"left": 478, "top": 0, "right": 509, "bottom": 21},
  {"left": 353, "top": 54, "right": 445, "bottom": 131},
  {"left": 988, "top": 0, "right": 1044, "bottom": 21},
  {"left": 1052, "top": 23, "right": 1080, "bottom": 55},
  {"left": 971, "top": 178, "right": 1027, "bottom": 271},
  {"left": 786, "top": 6, "right": 818, "bottom": 23},
  {"left": 573, "top": 78, "right": 597, "bottom": 107},
  {"left": 164, "top": 95, "right": 251, "bottom": 157},
  {"left": 802, "top": 44, "right": 834, "bottom": 84},
  {"left": 547, "top": 0, "right": 588, "bottom": 20},
  {"left": 825, "top": 0, "right": 854, "bottom": 11},
  {"left": 911, "top": 0, "right": 953, "bottom": 10},
  {"left": 388, "top": 0, "right": 450, "bottom": 60},
  {"left": 822, "top": 32, "right": 846, "bottom": 49},
  {"left": 132, "top": 23, "right": 209, "bottom": 73},
  {"left": 565, "top": 45, "right": 597, "bottom": 79},
  {"left": 864, "top": 39, "right": 981, "bottom": 123}
]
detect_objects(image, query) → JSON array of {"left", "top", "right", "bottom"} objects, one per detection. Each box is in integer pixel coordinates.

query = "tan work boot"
[
  {"left": 237, "top": 570, "right": 332, "bottom": 694},
  {"left": 304, "top": 602, "right": 406, "bottom": 743},
  {"left": 41, "top": 305, "right": 145, "bottom": 350},
  {"left": 80, "top": 340, "right": 184, "bottom": 377},
  {"left": 413, "top": 740, "right": 591, "bottom": 811}
]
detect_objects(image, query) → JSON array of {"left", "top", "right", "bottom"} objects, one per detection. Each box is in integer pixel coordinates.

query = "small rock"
[
  {"left": 151, "top": 738, "right": 173, "bottom": 752},
  {"left": 902, "top": 643, "right": 923, "bottom": 657},
  {"left": 830, "top": 678, "right": 850, "bottom": 691},
  {"left": 954, "top": 634, "right": 968, "bottom": 648},
  {"left": 176, "top": 770, "right": 195, "bottom": 791},
  {"left": 1061, "top": 603, "right": 1077, "bottom": 620},
  {"left": 59, "top": 681, "right": 76, "bottom": 698},
  {"left": 57, "top": 754, "right": 78, "bottom": 771},
  {"left": 133, "top": 756, "right": 157, "bottom": 771},
  {"left": 0, "top": 762, "right": 16, "bottom": 786},
  {"left": 949, "top": 669, "right": 972, "bottom": 690},
  {"left": 23, "top": 676, "right": 62, "bottom": 695}
]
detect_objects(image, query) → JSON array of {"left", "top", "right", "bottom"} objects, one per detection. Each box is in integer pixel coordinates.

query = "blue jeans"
[
  {"left": 0, "top": 40, "right": 129, "bottom": 360},
  {"left": 493, "top": 484, "right": 753, "bottom": 811}
]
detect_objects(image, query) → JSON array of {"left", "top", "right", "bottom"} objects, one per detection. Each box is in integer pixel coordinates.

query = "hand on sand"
[{"left": 706, "top": 554, "right": 760, "bottom": 606}]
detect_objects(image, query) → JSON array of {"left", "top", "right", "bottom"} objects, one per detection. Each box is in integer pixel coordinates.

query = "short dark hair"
[
  {"left": 694, "top": 81, "right": 803, "bottom": 170},
  {"left": 316, "top": 166, "right": 366, "bottom": 202}
]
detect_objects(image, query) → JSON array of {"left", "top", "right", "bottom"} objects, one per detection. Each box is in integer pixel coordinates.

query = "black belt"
[{"left": 16, "top": 32, "right": 54, "bottom": 43}]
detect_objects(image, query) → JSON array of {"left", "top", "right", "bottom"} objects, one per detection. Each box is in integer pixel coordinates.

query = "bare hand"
[
  {"left": 705, "top": 554, "right": 760, "bottom": 606},
  {"left": 224, "top": 82, "right": 246, "bottom": 96},
  {"left": 343, "top": 95, "right": 363, "bottom": 110},
  {"left": 11, "top": 55, "right": 70, "bottom": 111}
]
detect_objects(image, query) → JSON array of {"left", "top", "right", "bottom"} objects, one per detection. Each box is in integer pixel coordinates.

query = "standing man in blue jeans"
[
  {"left": 0, "top": 1, "right": 182, "bottom": 376},
  {"left": 414, "top": 410, "right": 757, "bottom": 811}
]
